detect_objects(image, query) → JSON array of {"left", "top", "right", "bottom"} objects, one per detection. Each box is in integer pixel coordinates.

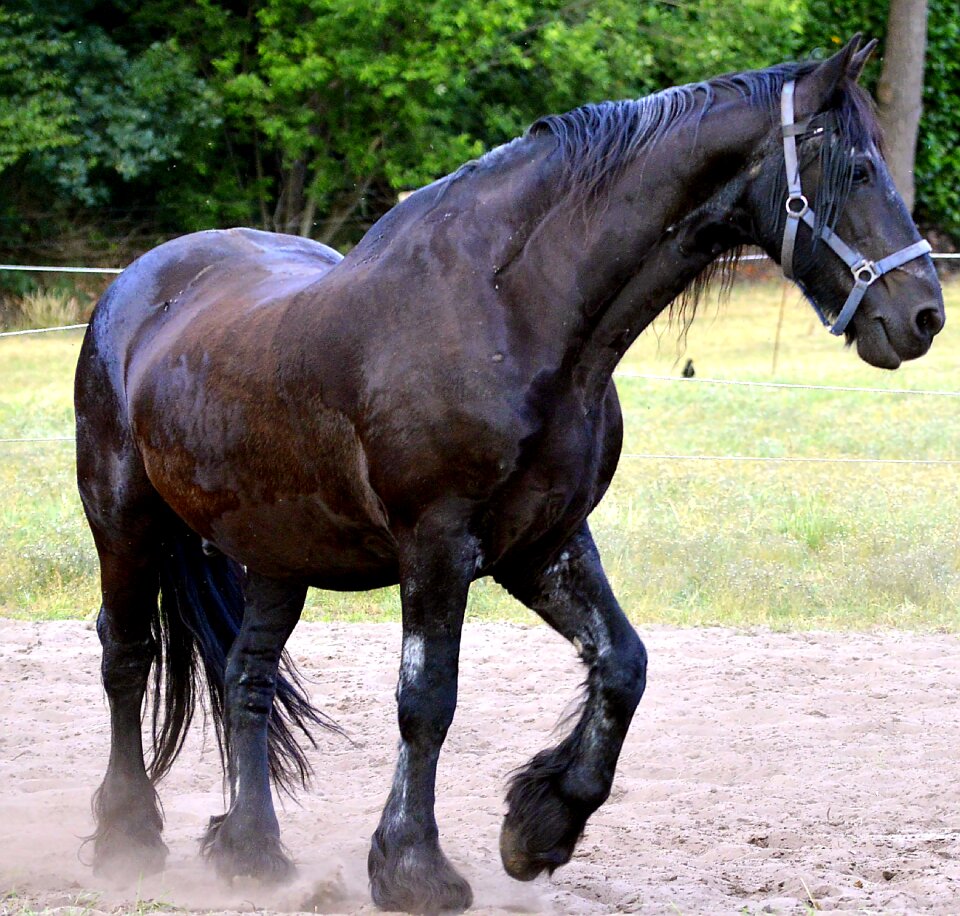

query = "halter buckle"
[
  {"left": 785, "top": 193, "right": 809, "bottom": 219},
  {"left": 851, "top": 259, "right": 879, "bottom": 287}
]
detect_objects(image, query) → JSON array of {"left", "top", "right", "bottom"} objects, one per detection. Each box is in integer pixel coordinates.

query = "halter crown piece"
[{"left": 779, "top": 80, "right": 932, "bottom": 336}]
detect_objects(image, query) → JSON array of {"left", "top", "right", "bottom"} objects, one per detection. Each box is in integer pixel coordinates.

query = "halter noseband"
[{"left": 779, "top": 80, "right": 931, "bottom": 336}]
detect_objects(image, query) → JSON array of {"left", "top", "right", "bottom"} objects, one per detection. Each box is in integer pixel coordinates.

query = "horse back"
[{"left": 84, "top": 228, "right": 340, "bottom": 395}]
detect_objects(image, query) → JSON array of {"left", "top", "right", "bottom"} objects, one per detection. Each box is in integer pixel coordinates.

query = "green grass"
[{"left": 2, "top": 279, "right": 959, "bottom": 630}]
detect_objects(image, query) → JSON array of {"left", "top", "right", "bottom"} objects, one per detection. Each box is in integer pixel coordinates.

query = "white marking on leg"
[
  {"left": 544, "top": 550, "right": 571, "bottom": 579},
  {"left": 590, "top": 606, "right": 613, "bottom": 655},
  {"left": 232, "top": 760, "right": 243, "bottom": 810},
  {"left": 387, "top": 637, "right": 423, "bottom": 831},
  {"left": 387, "top": 743, "right": 411, "bottom": 828},
  {"left": 400, "top": 634, "right": 425, "bottom": 687}
]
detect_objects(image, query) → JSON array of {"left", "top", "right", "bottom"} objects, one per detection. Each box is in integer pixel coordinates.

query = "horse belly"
[{"left": 206, "top": 494, "right": 399, "bottom": 587}]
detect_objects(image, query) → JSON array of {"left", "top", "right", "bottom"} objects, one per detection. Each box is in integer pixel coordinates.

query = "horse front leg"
[
  {"left": 202, "top": 574, "right": 306, "bottom": 883},
  {"left": 495, "top": 522, "right": 647, "bottom": 882},
  {"left": 369, "top": 508, "right": 476, "bottom": 913}
]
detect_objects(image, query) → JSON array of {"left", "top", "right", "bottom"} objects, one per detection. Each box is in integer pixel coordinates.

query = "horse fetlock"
[
  {"left": 90, "top": 774, "right": 165, "bottom": 873},
  {"left": 368, "top": 828, "right": 473, "bottom": 914}
]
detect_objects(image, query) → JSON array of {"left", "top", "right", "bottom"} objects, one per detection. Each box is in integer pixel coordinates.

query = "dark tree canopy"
[{"left": 0, "top": 0, "right": 956, "bottom": 279}]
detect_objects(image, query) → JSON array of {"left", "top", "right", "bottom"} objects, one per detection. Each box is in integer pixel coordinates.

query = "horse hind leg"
[
  {"left": 201, "top": 573, "right": 307, "bottom": 883},
  {"left": 86, "top": 529, "right": 168, "bottom": 877},
  {"left": 77, "top": 360, "right": 168, "bottom": 876},
  {"left": 494, "top": 523, "right": 647, "bottom": 882}
]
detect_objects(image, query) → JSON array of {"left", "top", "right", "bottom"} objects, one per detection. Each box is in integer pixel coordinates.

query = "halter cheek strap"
[{"left": 780, "top": 80, "right": 932, "bottom": 336}]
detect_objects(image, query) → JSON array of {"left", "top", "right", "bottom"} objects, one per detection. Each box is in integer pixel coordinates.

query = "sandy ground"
[{"left": 2, "top": 619, "right": 960, "bottom": 915}]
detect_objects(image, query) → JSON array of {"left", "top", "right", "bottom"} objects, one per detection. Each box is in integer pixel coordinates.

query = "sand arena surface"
[{"left": 2, "top": 619, "right": 960, "bottom": 914}]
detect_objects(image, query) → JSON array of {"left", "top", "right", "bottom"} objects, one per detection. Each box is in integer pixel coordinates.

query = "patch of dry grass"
[{"left": 1, "top": 288, "right": 93, "bottom": 332}]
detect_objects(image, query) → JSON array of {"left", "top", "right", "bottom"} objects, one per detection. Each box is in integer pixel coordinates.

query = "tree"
[
  {"left": 876, "top": 0, "right": 928, "bottom": 211},
  {"left": 193, "top": 0, "right": 808, "bottom": 246},
  {"left": 0, "top": 12, "right": 75, "bottom": 172},
  {"left": 3, "top": 0, "right": 959, "bottom": 267},
  {"left": 803, "top": 0, "right": 960, "bottom": 238}
]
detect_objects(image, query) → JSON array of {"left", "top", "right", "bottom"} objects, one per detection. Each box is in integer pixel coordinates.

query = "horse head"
[{"left": 747, "top": 35, "right": 944, "bottom": 369}]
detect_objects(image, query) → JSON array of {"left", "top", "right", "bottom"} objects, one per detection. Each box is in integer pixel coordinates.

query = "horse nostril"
[{"left": 915, "top": 305, "right": 944, "bottom": 338}]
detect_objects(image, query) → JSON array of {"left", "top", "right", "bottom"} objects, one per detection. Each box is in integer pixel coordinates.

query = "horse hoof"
[
  {"left": 92, "top": 832, "right": 169, "bottom": 880},
  {"left": 207, "top": 841, "right": 295, "bottom": 884},
  {"left": 203, "top": 816, "right": 295, "bottom": 885},
  {"left": 499, "top": 819, "right": 572, "bottom": 882},
  {"left": 499, "top": 772, "right": 588, "bottom": 882},
  {"left": 368, "top": 829, "right": 473, "bottom": 913}
]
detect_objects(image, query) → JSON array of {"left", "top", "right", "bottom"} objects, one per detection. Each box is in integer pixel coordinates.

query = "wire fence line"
[
  {"left": 2, "top": 261, "right": 957, "bottom": 465},
  {"left": 620, "top": 453, "right": 960, "bottom": 466},
  {"left": 1, "top": 435, "right": 958, "bottom": 466},
  {"left": 616, "top": 372, "right": 960, "bottom": 398},
  {"left": 0, "top": 253, "right": 958, "bottom": 278},
  {"left": 0, "top": 320, "right": 957, "bottom": 391},
  {"left": 4, "top": 323, "right": 958, "bottom": 400},
  {"left": 0, "top": 323, "right": 89, "bottom": 338},
  {"left": 0, "top": 436, "right": 75, "bottom": 443},
  {"left": 0, "top": 264, "right": 123, "bottom": 274}
]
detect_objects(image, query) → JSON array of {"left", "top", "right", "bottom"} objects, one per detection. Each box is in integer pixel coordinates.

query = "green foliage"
[
  {"left": 0, "top": 0, "right": 957, "bottom": 256},
  {"left": 633, "top": 0, "right": 809, "bottom": 86},
  {"left": 43, "top": 31, "right": 221, "bottom": 207},
  {"left": 803, "top": 0, "right": 960, "bottom": 237},
  {"left": 916, "top": 2, "right": 960, "bottom": 235},
  {"left": 0, "top": 12, "right": 75, "bottom": 171},
  {"left": 187, "top": 0, "right": 817, "bottom": 242}
]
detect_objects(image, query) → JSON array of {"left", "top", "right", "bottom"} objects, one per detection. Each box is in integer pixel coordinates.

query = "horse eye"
[{"left": 852, "top": 162, "right": 871, "bottom": 185}]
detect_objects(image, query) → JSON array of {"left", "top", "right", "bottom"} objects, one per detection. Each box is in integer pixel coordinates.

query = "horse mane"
[{"left": 525, "top": 59, "right": 884, "bottom": 329}]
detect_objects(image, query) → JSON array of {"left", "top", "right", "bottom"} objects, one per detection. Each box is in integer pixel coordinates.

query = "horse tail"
[{"left": 148, "top": 524, "right": 338, "bottom": 793}]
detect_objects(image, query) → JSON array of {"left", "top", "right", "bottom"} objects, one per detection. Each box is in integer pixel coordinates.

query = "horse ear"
[
  {"left": 848, "top": 37, "right": 878, "bottom": 83},
  {"left": 794, "top": 34, "right": 863, "bottom": 118}
]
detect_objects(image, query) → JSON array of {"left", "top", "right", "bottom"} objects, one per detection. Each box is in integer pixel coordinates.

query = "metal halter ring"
[
  {"left": 785, "top": 193, "right": 809, "bottom": 218},
  {"left": 851, "top": 259, "right": 880, "bottom": 286}
]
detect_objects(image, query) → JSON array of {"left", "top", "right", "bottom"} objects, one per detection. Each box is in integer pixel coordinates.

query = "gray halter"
[{"left": 779, "top": 80, "right": 932, "bottom": 336}]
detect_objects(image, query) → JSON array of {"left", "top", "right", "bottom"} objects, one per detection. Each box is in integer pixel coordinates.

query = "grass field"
[{"left": 1, "top": 278, "right": 958, "bottom": 629}]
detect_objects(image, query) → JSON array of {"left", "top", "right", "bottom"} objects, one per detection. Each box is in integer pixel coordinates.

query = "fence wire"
[
  {"left": 2, "top": 435, "right": 958, "bottom": 466},
  {"left": 2, "top": 260, "right": 958, "bottom": 465}
]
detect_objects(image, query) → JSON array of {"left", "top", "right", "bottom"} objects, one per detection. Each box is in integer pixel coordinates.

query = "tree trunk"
[
  {"left": 274, "top": 157, "right": 307, "bottom": 234},
  {"left": 318, "top": 135, "right": 383, "bottom": 247},
  {"left": 318, "top": 172, "right": 376, "bottom": 247},
  {"left": 876, "top": 0, "right": 928, "bottom": 212}
]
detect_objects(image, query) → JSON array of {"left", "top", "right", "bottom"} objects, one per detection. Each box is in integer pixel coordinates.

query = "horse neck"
[{"left": 500, "top": 98, "right": 772, "bottom": 404}]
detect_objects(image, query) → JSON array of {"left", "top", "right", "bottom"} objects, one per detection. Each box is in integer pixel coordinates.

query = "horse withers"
[{"left": 75, "top": 36, "right": 942, "bottom": 912}]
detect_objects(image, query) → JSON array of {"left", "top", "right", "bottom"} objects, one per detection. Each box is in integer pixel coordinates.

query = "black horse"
[{"left": 75, "top": 37, "right": 943, "bottom": 913}]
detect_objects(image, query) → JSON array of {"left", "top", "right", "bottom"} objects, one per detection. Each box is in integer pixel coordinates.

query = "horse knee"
[
  {"left": 598, "top": 633, "right": 647, "bottom": 714},
  {"left": 397, "top": 680, "right": 457, "bottom": 746}
]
